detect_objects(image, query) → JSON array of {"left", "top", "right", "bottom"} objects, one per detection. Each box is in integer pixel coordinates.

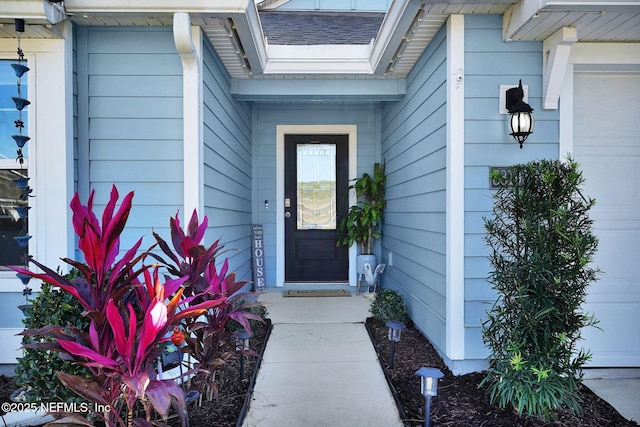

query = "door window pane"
[{"left": 297, "top": 144, "right": 336, "bottom": 230}]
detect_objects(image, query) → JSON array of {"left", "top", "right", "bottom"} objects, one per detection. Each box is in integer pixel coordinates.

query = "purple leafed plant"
[
  {"left": 11, "top": 186, "right": 226, "bottom": 427},
  {"left": 151, "top": 210, "right": 263, "bottom": 401}
]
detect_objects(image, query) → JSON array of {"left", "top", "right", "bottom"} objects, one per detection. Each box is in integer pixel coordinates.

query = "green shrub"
[
  {"left": 481, "top": 158, "right": 599, "bottom": 418},
  {"left": 370, "top": 289, "right": 410, "bottom": 325},
  {"left": 15, "top": 271, "right": 91, "bottom": 403}
]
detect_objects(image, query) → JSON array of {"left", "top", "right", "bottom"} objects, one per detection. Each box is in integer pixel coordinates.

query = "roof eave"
[
  {"left": 64, "top": 0, "right": 254, "bottom": 14},
  {"left": 1, "top": 0, "right": 65, "bottom": 24},
  {"left": 503, "top": 0, "right": 640, "bottom": 41}
]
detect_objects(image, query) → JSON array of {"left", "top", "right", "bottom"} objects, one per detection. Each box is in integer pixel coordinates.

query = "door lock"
[{"left": 284, "top": 211, "right": 291, "bottom": 218}]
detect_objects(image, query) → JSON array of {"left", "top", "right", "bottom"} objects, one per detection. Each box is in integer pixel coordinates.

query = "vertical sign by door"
[{"left": 251, "top": 225, "right": 266, "bottom": 292}]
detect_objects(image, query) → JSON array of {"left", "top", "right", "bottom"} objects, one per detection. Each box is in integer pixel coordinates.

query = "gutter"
[
  {"left": 0, "top": 0, "right": 66, "bottom": 24},
  {"left": 173, "top": 12, "right": 204, "bottom": 218}
]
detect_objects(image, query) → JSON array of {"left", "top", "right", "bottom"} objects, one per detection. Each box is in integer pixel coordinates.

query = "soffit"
[
  {"left": 503, "top": 0, "right": 640, "bottom": 42},
  {"left": 0, "top": 1, "right": 638, "bottom": 80}
]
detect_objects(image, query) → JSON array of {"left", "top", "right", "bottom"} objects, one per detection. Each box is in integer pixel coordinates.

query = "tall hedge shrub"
[{"left": 481, "top": 158, "right": 599, "bottom": 418}]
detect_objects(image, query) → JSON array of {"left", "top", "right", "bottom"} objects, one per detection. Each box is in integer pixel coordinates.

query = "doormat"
[{"left": 283, "top": 289, "right": 351, "bottom": 298}]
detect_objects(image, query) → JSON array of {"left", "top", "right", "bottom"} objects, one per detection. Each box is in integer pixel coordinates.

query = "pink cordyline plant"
[
  {"left": 12, "top": 186, "right": 225, "bottom": 426},
  {"left": 151, "top": 210, "right": 263, "bottom": 400}
]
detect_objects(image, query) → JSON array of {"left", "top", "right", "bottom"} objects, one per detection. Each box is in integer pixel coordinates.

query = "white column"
[{"left": 446, "top": 14, "right": 465, "bottom": 361}]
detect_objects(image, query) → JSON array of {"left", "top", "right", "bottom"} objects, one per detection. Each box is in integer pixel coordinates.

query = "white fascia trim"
[
  {"left": 370, "top": 0, "right": 423, "bottom": 74},
  {"left": 570, "top": 43, "right": 640, "bottom": 65},
  {"left": 502, "top": 0, "right": 544, "bottom": 41},
  {"left": 174, "top": 13, "right": 204, "bottom": 218},
  {"left": 446, "top": 14, "right": 465, "bottom": 361},
  {"left": 65, "top": 0, "right": 254, "bottom": 13},
  {"left": 560, "top": 42, "right": 640, "bottom": 158},
  {"left": 1, "top": 0, "right": 65, "bottom": 24},
  {"left": 65, "top": 0, "right": 269, "bottom": 75},
  {"left": 264, "top": 44, "right": 374, "bottom": 74},
  {"left": 504, "top": 0, "right": 640, "bottom": 41},
  {"left": 276, "top": 125, "right": 357, "bottom": 288},
  {"left": 230, "top": 78, "right": 406, "bottom": 101},
  {"left": 262, "top": 0, "right": 420, "bottom": 76},
  {"left": 541, "top": 0, "right": 640, "bottom": 11},
  {"left": 64, "top": 0, "right": 416, "bottom": 76}
]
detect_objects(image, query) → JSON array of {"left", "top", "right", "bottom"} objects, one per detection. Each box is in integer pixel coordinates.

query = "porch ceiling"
[{"left": 1, "top": 0, "right": 638, "bottom": 81}]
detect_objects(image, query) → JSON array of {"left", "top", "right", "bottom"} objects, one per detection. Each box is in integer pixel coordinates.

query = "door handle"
[{"left": 284, "top": 211, "right": 291, "bottom": 218}]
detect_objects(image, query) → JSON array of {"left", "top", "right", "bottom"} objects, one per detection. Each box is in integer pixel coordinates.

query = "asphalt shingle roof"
[{"left": 258, "top": 11, "right": 385, "bottom": 45}]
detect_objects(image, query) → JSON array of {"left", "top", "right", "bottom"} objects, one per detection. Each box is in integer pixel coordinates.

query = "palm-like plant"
[{"left": 337, "top": 162, "right": 386, "bottom": 255}]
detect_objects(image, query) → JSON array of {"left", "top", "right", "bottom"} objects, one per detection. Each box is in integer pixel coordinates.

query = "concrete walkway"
[
  {"left": 241, "top": 290, "right": 404, "bottom": 427},
  {"left": 584, "top": 368, "right": 640, "bottom": 423}
]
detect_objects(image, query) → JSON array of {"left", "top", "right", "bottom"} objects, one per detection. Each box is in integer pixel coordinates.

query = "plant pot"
[{"left": 356, "top": 254, "right": 377, "bottom": 275}]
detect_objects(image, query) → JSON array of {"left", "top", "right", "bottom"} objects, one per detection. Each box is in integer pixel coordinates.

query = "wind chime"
[{"left": 10, "top": 19, "right": 34, "bottom": 312}]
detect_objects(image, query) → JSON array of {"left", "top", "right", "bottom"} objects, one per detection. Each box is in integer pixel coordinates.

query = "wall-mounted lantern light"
[
  {"left": 505, "top": 79, "right": 534, "bottom": 149},
  {"left": 415, "top": 367, "right": 444, "bottom": 427}
]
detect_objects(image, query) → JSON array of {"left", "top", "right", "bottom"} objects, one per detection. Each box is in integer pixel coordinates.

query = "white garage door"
[{"left": 574, "top": 72, "right": 640, "bottom": 367}]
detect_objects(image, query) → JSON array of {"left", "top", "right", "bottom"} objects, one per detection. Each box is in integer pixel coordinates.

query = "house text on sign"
[{"left": 251, "top": 225, "right": 266, "bottom": 291}]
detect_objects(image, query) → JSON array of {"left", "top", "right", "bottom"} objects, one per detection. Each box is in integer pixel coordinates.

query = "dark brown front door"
[{"left": 284, "top": 134, "right": 349, "bottom": 282}]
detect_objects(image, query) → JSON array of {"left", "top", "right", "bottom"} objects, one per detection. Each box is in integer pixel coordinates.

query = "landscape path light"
[
  {"left": 415, "top": 367, "right": 444, "bottom": 427},
  {"left": 385, "top": 320, "right": 405, "bottom": 369},
  {"left": 233, "top": 329, "right": 254, "bottom": 380}
]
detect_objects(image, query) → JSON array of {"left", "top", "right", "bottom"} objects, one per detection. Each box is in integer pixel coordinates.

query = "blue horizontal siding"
[
  {"left": 90, "top": 97, "right": 182, "bottom": 119},
  {"left": 381, "top": 23, "right": 448, "bottom": 353},
  {"left": 90, "top": 139, "right": 182, "bottom": 161},
  {"left": 89, "top": 75, "right": 182, "bottom": 96},
  {"left": 202, "top": 37, "right": 253, "bottom": 283},
  {"left": 88, "top": 53, "right": 181, "bottom": 75},
  {"left": 77, "top": 26, "right": 184, "bottom": 259},
  {"left": 463, "top": 14, "right": 559, "bottom": 360}
]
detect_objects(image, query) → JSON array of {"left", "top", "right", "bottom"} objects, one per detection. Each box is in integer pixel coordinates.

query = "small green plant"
[
  {"left": 481, "top": 158, "right": 599, "bottom": 419},
  {"left": 370, "top": 289, "right": 410, "bottom": 325},
  {"left": 15, "top": 273, "right": 91, "bottom": 403}
]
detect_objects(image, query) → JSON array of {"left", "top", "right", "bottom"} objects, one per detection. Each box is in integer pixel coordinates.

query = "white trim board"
[
  {"left": 559, "top": 42, "right": 640, "bottom": 157},
  {"left": 445, "top": 14, "right": 465, "bottom": 362},
  {"left": 276, "top": 125, "right": 357, "bottom": 287}
]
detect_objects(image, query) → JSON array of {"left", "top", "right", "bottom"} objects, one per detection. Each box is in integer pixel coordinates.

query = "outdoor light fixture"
[
  {"left": 505, "top": 79, "right": 534, "bottom": 149},
  {"left": 386, "top": 320, "right": 406, "bottom": 369},
  {"left": 234, "top": 329, "right": 254, "bottom": 379},
  {"left": 416, "top": 367, "right": 444, "bottom": 427},
  {"left": 15, "top": 19, "right": 25, "bottom": 33}
]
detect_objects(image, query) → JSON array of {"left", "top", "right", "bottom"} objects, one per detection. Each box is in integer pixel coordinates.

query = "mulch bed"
[
  {"left": 365, "top": 317, "right": 639, "bottom": 427},
  {"left": 178, "top": 319, "right": 271, "bottom": 427},
  {"left": 0, "top": 319, "right": 271, "bottom": 427},
  {"left": 1, "top": 317, "right": 636, "bottom": 427}
]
